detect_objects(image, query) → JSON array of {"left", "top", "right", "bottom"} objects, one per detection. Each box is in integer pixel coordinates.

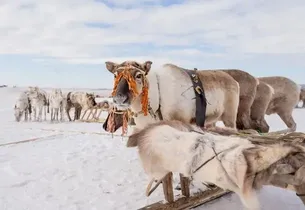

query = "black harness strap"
[{"left": 184, "top": 68, "right": 207, "bottom": 127}]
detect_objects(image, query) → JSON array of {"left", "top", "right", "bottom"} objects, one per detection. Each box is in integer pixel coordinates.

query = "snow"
[{"left": 0, "top": 87, "right": 305, "bottom": 210}]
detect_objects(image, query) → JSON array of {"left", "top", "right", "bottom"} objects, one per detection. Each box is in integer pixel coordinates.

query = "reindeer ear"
[
  {"left": 105, "top": 61, "right": 118, "bottom": 74},
  {"left": 142, "top": 61, "right": 152, "bottom": 75}
]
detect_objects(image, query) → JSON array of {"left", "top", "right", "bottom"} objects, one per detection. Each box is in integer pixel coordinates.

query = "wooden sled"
[
  {"left": 138, "top": 131, "right": 305, "bottom": 210},
  {"left": 80, "top": 107, "right": 105, "bottom": 122},
  {"left": 79, "top": 101, "right": 111, "bottom": 123}
]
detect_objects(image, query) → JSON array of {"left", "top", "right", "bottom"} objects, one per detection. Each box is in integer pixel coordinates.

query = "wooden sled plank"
[
  {"left": 179, "top": 173, "right": 190, "bottom": 198},
  {"left": 163, "top": 172, "right": 174, "bottom": 203},
  {"left": 138, "top": 187, "right": 230, "bottom": 210}
]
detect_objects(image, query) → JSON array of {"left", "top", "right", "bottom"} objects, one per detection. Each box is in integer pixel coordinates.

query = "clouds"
[
  {"left": 1, "top": 0, "right": 305, "bottom": 60},
  {"left": 0, "top": 0, "right": 305, "bottom": 88}
]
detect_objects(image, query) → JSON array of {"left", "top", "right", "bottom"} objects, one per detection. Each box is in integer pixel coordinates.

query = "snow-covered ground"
[{"left": 0, "top": 87, "right": 305, "bottom": 210}]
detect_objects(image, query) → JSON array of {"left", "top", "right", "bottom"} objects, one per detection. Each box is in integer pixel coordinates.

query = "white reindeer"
[
  {"left": 48, "top": 88, "right": 64, "bottom": 121},
  {"left": 14, "top": 92, "right": 31, "bottom": 122},
  {"left": 26, "top": 87, "right": 48, "bottom": 121},
  {"left": 127, "top": 120, "right": 305, "bottom": 210}
]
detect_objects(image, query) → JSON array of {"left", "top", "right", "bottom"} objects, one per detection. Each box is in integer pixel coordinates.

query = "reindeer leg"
[
  {"left": 51, "top": 108, "right": 54, "bottom": 121},
  {"left": 28, "top": 107, "right": 32, "bottom": 121},
  {"left": 66, "top": 106, "right": 72, "bottom": 121},
  {"left": 44, "top": 106, "right": 47, "bottom": 121},
  {"left": 277, "top": 110, "right": 297, "bottom": 132},
  {"left": 33, "top": 108, "right": 37, "bottom": 121},
  {"left": 24, "top": 110, "right": 28, "bottom": 122},
  {"left": 73, "top": 107, "right": 77, "bottom": 121},
  {"left": 54, "top": 108, "right": 56, "bottom": 121},
  {"left": 60, "top": 105, "right": 64, "bottom": 121},
  {"left": 56, "top": 108, "right": 59, "bottom": 121},
  {"left": 79, "top": 108, "right": 82, "bottom": 120},
  {"left": 39, "top": 106, "right": 43, "bottom": 121}
]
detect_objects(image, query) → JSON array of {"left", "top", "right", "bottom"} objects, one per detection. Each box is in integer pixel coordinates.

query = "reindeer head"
[
  {"left": 85, "top": 93, "right": 97, "bottom": 108},
  {"left": 105, "top": 60, "right": 152, "bottom": 111}
]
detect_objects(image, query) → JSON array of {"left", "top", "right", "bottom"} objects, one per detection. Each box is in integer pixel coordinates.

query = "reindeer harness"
[{"left": 184, "top": 68, "right": 207, "bottom": 127}]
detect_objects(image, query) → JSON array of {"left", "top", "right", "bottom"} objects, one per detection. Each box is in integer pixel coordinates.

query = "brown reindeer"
[
  {"left": 257, "top": 76, "right": 300, "bottom": 132},
  {"left": 102, "top": 61, "right": 240, "bottom": 132},
  {"left": 221, "top": 69, "right": 259, "bottom": 130},
  {"left": 65, "top": 92, "right": 97, "bottom": 121},
  {"left": 250, "top": 81, "right": 275, "bottom": 133}
]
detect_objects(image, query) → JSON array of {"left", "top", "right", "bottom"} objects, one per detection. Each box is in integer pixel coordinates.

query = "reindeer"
[
  {"left": 256, "top": 76, "right": 300, "bottom": 133},
  {"left": 26, "top": 87, "right": 49, "bottom": 121},
  {"left": 65, "top": 92, "right": 97, "bottom": 121},
  {"left": 220, "top": 69, "right": 259, "bottom": 130},
  {"left": 14, "top": 92, "right": 31, "bottom": 122},
  {"left": 126, "top": 120, "right": 305, "bottom": 210},
  {"left": 203, "top": 69, "right": 259, "bottom": 131},
  {"left": 48, "top": 88, "right": 64, "bottom": 121},
  {"left": 102, "top": 61, "right": 240, "bottom": 132},
  {"left": 250, "top": 81, "right": 275, "bottom": 133}
]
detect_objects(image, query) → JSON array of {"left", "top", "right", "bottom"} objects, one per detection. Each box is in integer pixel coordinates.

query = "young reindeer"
[
  {"left": 102, "top": 61, "right": 240, "bottom": 132},
  {"left": 14, "top": 91, "right": 31, "bottom": 122},
  {"left": 26, "top": 87, "right": 48, "bottom": 121},
  {"left": 65, "top": 92, "right": 97, "bottom": 121},
  {"left": 48, "top": 88, "right": 64, "bottom": 121}
]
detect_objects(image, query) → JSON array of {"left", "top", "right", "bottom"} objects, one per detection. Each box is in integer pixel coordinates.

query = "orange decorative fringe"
[
  {"left": 141, "top": 82, "right": 149, "bottom": 116},
  {"left": 112, "top": 68, "right": 138, "bottom": 97},
  {"left": 111, "top": 65, "right": 149, "bottom": 116}
]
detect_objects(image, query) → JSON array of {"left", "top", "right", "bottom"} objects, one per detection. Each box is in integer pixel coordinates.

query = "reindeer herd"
[
  {"left": 13, "top": 86, "right": 98, "bottom": 122},
  {"left": 103, "top": 60, "right": 303, "bottom": 134}
]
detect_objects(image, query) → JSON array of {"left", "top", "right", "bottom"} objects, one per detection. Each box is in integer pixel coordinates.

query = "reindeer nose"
[{"left": 113, "top": 93, "right": 128, "bottom": 104}]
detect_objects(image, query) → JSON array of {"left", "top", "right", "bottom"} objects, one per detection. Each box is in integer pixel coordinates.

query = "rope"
[
  {"left": 0, "top": 133, "right": 65, "bottom": 147},
  {"left": 27, "top": 128, "right": 132, "bottom": 137}
]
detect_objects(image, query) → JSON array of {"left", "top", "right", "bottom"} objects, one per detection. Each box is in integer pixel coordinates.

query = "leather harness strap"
[{"left": 184, "top": 68, "right": 207, "bottom": 127}]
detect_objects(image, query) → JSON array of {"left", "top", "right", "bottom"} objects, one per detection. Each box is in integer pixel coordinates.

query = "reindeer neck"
[{"left": 129, "top": 72, "right": 162, "bottom": 126}]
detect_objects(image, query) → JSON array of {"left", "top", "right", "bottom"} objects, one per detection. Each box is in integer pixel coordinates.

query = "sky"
[{"left": 0, "top": 0, "right": 305, "bottom": 89}]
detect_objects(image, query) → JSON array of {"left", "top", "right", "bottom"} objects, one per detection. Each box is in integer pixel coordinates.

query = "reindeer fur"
[
  {"left": 65, "top": 92, "right": 97, "bottom": 121},
  {"left": 127, "top": 120, "right": 305, "bottom": 210},
  {"left": 250, "top": 81, "right": 275, "bottom": 133},
  {"left": 221, "top": 69, "right": 259, "bottom": 130},
  {"left": 48, "top": 88, "right": 64, "bottom": 121},
  {"left": 14, "top": 92, "right": 31, "bottom": 122},
  {"left": 26, "top": 86, "right": 48, "bottom": 121},
  {"left": 104, "top": 61, "right": 240, "bottom": 131},
  {"left": 258, "top": 76, "right": 300, "bottom": 132}
]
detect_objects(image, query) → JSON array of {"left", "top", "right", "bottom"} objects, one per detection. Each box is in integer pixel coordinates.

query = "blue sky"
[{"left": 0, "top": 0, "right": 305, "bottom": 88}]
